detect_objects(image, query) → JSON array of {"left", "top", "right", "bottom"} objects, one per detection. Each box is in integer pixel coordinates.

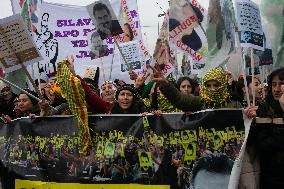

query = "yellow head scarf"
[{"left": 200, "top": 69, "right": 230, "bottom": 108}]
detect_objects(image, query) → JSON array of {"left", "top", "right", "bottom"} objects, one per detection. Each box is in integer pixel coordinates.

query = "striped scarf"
[{"left": 57, "top": 59, "right": 90, "bottom": 156}]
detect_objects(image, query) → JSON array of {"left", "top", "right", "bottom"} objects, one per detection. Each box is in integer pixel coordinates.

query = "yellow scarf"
[
  {"left": 200, "top": 69, "right": 230, "bottom": 108},
  {"left": 56, "top": 59, "right": 90, "bottom": 156}
]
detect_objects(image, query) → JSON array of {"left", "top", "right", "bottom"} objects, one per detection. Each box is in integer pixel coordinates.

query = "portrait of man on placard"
[
  {"left": 87, "top": 0, "right": 123, "bottom": 40},
  {"left": 88, "top": 31, "right": 109, "bottom": 60}
]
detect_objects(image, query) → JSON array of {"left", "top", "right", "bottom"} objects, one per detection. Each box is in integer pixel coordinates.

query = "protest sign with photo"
[
  {"left": 11, "top": 0, "right": 147, "bottom": 84},
  {"left": 115, "top": 0, "right": 150, "bottom": 76},
  {"left": 119, "top": 41, "right": 141, "bottom": 72},
  {"left": 0, "top": 109, "right": 248, "bottom": 189},
  {"left": 86, "top": 0, "right": 123, "bottom": 40},
  {"left": 152, "top": 15, "right": 176, "bottom": 77},
  {"left": 200, "top": 0, "right": 238, "bottom": 76},
  {"left": 88, "top": 31, "right": 109, "bottom": 60},
  {"left": 259, "top": 0, "right": 284, "bottom": 68},
  {"left": 0, "top": 14, "right": 42, "bottom": 73},
  {"left": 235, "top": 0, "right": 264, "bottom": 51},
  {"left": 169, "top": 0, "right": 208, "bottom": 64}
]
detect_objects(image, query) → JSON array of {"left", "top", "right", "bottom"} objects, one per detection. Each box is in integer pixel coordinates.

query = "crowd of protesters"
[
  {"left": 1, "top": 60, "right": 282, "bottom": 120},
  {"left": 1, "top": 55, "right": 284, "bottom": 188}
]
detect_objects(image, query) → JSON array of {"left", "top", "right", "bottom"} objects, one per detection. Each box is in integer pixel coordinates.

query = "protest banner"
[
  {"left": 115, "top": 0, "right": 150, "bottom": 75},
  {"left": 169, "top": 0, "right": 208, "bottom": 65},
  {"left": 259, "top": 0, "right": 283, "bottom": 68},
  {"left": 119, "top": 41, "right": 141, "bottom": 72},
  {"left": 235, "top": 0, "right": 264, "bottom": 51},
  {"left": 201, "top": 0, "right": 238, "bottom": 77},
  {"left": 188, "top": 0, "right": 207, "bottom": 28},
  {"left": 10, "top": 0, "right": 148, "bottom": 84},
  {"left": 235, "top": 0, "right": 263, "bottom": 35},
  {"left": 86, "top": 0, "right": 123, "bottom": 40},
  {"left": 0, "top": 14, "right": 42, "bottom": 73},
  {"left": 152, "top": 14, "right": 176, "bottom": 77},
  {"left": 0, "top": 109, "right": 248, "bottom": 189}
]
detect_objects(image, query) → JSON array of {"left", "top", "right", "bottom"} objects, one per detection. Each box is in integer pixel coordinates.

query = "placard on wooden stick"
[{"left": 0, "top": 14, "right": 43, "bottom": 96}]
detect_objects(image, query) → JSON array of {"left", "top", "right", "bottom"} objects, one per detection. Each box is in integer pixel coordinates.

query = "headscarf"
[
  {"left": 19, "top": 89, "right": 39, "bottom": 106},
  {"left": 115, "top": 84, "right": 139, "bottom": 101},
  {"left": 112, "top": 85, "right": 145, "bottom": 114},
  {"left": 200, "top": 69, "right": 230, "bottom": 108}
]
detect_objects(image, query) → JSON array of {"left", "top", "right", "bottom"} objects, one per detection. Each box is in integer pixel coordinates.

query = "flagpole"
[
  {"left": 109, "top": 43, "right": 116, "bottom": 81},
  {"left": 0, "top": 77, "right": 57, "bottom": 111},
  {"left": 250, "top": 48, "right": 255, "bottom": 107},
  {"left": 100, "top": 57, "right": 106, "bottom": 82},
  {"left": 114, "top": 39, "right": 130, "bottom": 70}
]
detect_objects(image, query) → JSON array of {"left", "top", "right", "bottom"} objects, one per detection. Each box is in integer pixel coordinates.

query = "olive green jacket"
[{"left": 160, "top": 83, "right": 242, "bottom": 112}]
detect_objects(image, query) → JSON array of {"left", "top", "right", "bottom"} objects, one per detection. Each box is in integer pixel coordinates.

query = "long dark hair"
[{"left": 176, "top": 76, "right": 198, "bottom": 94}]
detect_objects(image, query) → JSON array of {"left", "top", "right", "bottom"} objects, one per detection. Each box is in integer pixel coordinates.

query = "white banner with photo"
[
  {"left": 152, "top": 14, "right": 177, "bottom": 78},
  {"left": 235, "top": 0, "right": 264, "bottom": 51},
  {"left": 169, "top": 0, "right": 208, "bottom": 64},
  {"left": 116, "top": 0, "right": 150, "bottom": 75},
  {"left": 10, "top": 0, "right": 148, "bottom": 84}
]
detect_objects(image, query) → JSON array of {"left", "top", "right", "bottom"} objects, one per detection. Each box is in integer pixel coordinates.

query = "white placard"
[
  {"left": 0, "top": 14, "right": 42, "bottom": 73},
  {"left": 235, "top": 0, "right": 263, "bottom": 35},
  {"left": 119, "top": 41, "right": 141, "bottom": 72}
]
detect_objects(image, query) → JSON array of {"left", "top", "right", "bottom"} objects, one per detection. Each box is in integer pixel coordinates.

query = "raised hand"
[
  {"left": 39, "top": 99, "right": 50, "bottom": 112},
  {"left": 149, "top": 64, "right": 168, "bottom": 86},
  {"left": 135, "top": 72, "right": 150, "bottom": 89},
  {"left": 67, "top": 55, "right": 75, "bottom": 75},
  {"left": 128, "top": 69, "right": 138, "bottom": 81}
]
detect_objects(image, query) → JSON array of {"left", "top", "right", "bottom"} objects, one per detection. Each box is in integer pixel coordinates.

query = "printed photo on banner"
[
  {"left": 88, "top": 31, "right": 109, "bottom": 60},
  {"left": 151, "top": 15, "right": 176, "bottom": 77},
  {"left": 122, "top": 23, "right": 134, "bottom": 42},
  {"left": 29, "top": 0, "right": 40, "bottom": 24},
  {"left": 115, "top": 1, "right": 137, "bottom": 43},
  {"left": 207, "top": 0, "right": 236, "bottom": 53},
  {"left": 87, "top": 0, "right": 123, "bottom": 40},
  {"left": 170, "top": 0, "right": 201, "bottom": 51},
  {"left": 153, "top": 39, "right": 172, "bottom": 71},
  {"left": 0, "top": 110, "right": 248, "bottom": 188},
  {"left": 169, "top": 0, "right": 207, "bottom": 63},
  {"left": 239, "top": 31, "right": 264, "bottom": 51},
  {"left": 0, "top": 14, "right": 42, "bottom": 73},
  {"left": 235, "top": 0, "right": 264, "bottom": 50}
]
